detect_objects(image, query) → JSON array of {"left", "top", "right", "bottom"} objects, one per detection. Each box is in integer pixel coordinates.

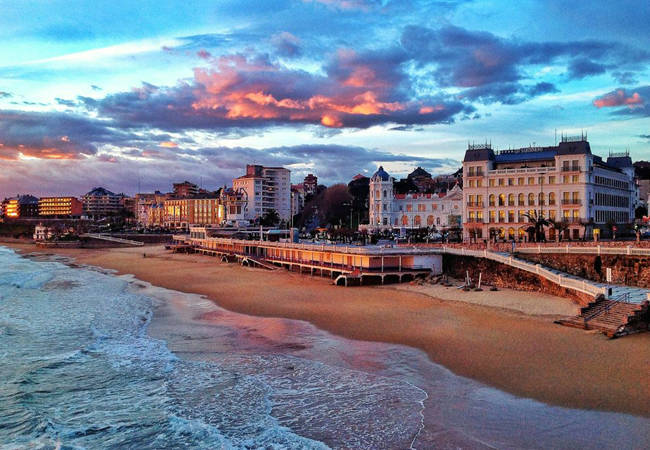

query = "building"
[
  {"left": 462, "top": 136, "right": 636, "bottom": 241},
  {"left": 163, "top": 195, "right": 223, "bottom": 229},
  {"left": 82, "top": 187, "right": 122, "bottom": 218},
  {"left": 172, "top": 181, "right": 199, "bottom": 198},
  {"left": 4, "top": 195, "right": 39, "bottom": 219},
  {"left": 232, "top": 165, "right": 291, "bottom": 222},
  {"left": 38, "top": 197, "right": 83, "bottom": 217},
  {"left": 291, "top": 185, "right": 304, "bottom": 219},
  {"left": 135, "top": 191, "right": 169, "bottom": 226},
  {"left": 366, "top": 166, "right": 463, "bottom": 231},
  {"left": 220, "top": 187, "right": 248, "bottom": 225},
  {"left": 303, "top": 173, "right": 318, "bottom": 195}
]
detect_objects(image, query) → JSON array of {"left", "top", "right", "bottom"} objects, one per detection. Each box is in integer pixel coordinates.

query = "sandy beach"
[{"left": 5, "top": 241, "right": 649, "bottom": 418}]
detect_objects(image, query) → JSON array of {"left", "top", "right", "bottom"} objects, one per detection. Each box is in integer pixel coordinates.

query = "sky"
[{"left": 0, "top": 0, "right": 649, "bottom": 197}]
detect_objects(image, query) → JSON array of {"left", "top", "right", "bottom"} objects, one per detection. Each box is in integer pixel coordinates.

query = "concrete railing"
[
  {"left": 515, "top": 245, "right": 650, "bottom": 256},
  {"left": 82, "top": 233, "right": 144, "bottom": 246},
  {"left": 436, "top": 246, "right": 607, "bottom": 298}
]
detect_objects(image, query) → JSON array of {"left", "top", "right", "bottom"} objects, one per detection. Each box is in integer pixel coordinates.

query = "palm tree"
[
  {"left": 523, "top": 211, "right": 549, "bottom": 242},
  {"left": 548, "top": 218, "right": 569, "bottom": 243}
]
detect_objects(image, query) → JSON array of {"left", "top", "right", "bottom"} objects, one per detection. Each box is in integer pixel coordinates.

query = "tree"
[
  {"left": 260, "top": 209, "right": 280, "bottom": 227},
  {"left": 549, "top": 218, "right": 569, "bottom": 242},
  {"left": 523, "top": 211, "right": 548, "bottom": 242}
]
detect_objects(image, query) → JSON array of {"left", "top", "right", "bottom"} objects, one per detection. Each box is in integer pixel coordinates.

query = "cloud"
[
  {"left": 0, "top": 142, "right": 458, "bottom": 198},
  {"left": 567, "top": 58, "right": 607, "bottom": 79},
  {"left": 0, "top": 109, "right": 165, "bottom": 161},
  {"left": 270, "top": 32, "right": 302, "bottom": 57},
  {"left": 400, "top": 25, "right": 650, "bottom": 104},
  {"left": 593, "top": 86, "right": 650, "bottom": 117},
  {"left": 303, "top": 0, "right": 383, "bottom": 11},
  {"left": 79, "top": 51, "right": 472, "bottom": 131},
  {"left": 593, "top": 87, "right": 645, "bottom": 108},
  {"left": 0, "top": 91, "right": 12, "bottom": 99}
]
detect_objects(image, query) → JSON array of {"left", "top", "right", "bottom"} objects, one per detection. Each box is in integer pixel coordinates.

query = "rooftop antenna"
[{"left": 554, "top": 128, "right": 557, "bottom": 146}]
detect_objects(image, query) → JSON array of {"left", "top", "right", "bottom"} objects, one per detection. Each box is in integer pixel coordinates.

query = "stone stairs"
[{"left": 556, "top": 297, "right": 650, "bottom": 338}]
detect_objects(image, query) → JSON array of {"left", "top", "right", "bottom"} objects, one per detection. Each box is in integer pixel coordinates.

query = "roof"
[
  {"left": 85, "top": 187, "right": 117, "bottom": 197},
  {"left": 371, "top": 166, "right": 390, "bottom": 181},
  {"left": 407, "top": 167, "right": 431, "bottom": 179},
  {"left": 494, "top": 149, "right": 556, "bottom": 164}
]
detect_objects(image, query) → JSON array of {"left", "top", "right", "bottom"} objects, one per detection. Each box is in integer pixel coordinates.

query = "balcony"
[
  {"left": 488, "top": 166, "right": 553, "bottom": 175},
  {"left": 561, "top": 199, "right": 582, "bottom": 205}
]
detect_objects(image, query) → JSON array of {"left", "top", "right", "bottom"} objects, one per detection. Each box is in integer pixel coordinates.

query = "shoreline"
[{"left": 4, "top": 241, "right": 650, "bottom": 418}]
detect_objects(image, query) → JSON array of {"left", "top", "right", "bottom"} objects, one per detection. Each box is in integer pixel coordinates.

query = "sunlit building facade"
[
  {"left": 367, "top": 166, "right": 464, "bottom": 232},
  {"left": 232, "top": 165, "right": 291, "bottom": 222},
  {"left": 462, "top": 137, "right": 635, "bottom": 241},
  {"left": 38, "top": 197, "right": 83, "bottom": 217}
]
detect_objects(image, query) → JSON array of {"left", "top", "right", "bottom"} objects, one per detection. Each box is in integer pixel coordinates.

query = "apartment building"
[
  {"left": 232, "top": 165, "right": 291, "bottom": 222},
  {"left": 38, "top": 197, "right": 83, "bottom": 217},
  {"left": 163, "top": 195, "right": 223, "bottom": 229},
  {"left": 82, "top": 187, "right": 123, "bottom": 218},
  {"left": 462, "top": 137, "right": 635, "bottom": 241},
  {"left": 367, "top": 166, "right": 463, "bottom": 231}
]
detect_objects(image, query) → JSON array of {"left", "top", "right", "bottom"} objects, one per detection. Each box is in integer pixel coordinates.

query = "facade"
[
  {"left": 4, "top": 195, "right": 39, "bottom": 219},
  {"left": 163, "top": 196, "right": 223, "bottom": 229},
  {"left": 290, "top": 185, "right": 304, "bottom": 219},
  {"left": 367, "top": 166, "right": 464, "bottom": 231},
  {"left": 232, "top": 165, "right": 291, "bottom": 222},
  {"left": 220, "top": 187, "right": 248, "bottom": 225},
  {"left": 173, "top": 181, "right": 199, "bottom": 198},
  {"left": 38, "top": 197, "right": 83, "bottom": 217},
  {"left": 82, "top": 187, "right": 122, "bottom": 218},
  {"left": 462, "top": 137, "right": 636, "bottom": 241},
  {"left": 303, "top": 173, "right": 318, "bottom": 195},
  {"left": 135, "top": 192, "right": 168, "bottom": 226}
]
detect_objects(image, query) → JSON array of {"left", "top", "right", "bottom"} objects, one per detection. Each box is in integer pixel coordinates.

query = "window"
[
  {"left": 528, "top": 177, "right": 534, "bottom": 185},
  {"left": 498, "top": 178, "right": 505, "bottom": 186},
  {"left": 518, "top": 177, "right": 525, "bottom": 185},
  {"left": 508, "top": 194, "right": 515, "bottom": 206},
  {"left": 538, "top": 193, "right": 545, "bottom": 205},
  {"left": 489, "top": 210, "right": 496, "bottom": 222},
  {"left": 499, "top": 194, "right": 505, "bottom": 206},
  {"left": 548, "top": 176, "right": 555, "bottom": 185},
  {"left": 572, "top": 175, "right": 579, "bottom": 183},
  {"left": 406, "top": 204, "right": 412, "bottom": 212},
  {"left": 468, "top": 180, "right": 475, "bottom": 188},
  {"left": 549, "top": 192, "right": 556, "bottom": 205},
  {"left": 508, "top": 178, "right": 514, "bottom": 186},
  {"left": 489, "top": 194, "right": 495, "bottom": 206},
  {"left": 477, "top": 179, "right": 483, "bottom": 187},
  {"left": 528, "top": 193, "right": 535, "bottom": 205},
  {"left": 383, "top": 190, "right": 387, "bottom": 198},
  {"left": 489, "top": 179, "right": 495, "bottom": 187},
  {"left": 518, "top": 193, "right": 525, "bottom": 206}
]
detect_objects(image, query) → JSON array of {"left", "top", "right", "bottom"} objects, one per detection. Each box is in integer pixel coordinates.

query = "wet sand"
[{"left": 6, "top": 242, "right": 650, "bottom": 418}]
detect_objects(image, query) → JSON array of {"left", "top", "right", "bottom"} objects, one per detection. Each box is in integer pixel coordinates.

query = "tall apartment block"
[
  {"left": 232, "top": 165, "right": 291, "bottom": 222},
  {"left": 462, "top": 136, "right": 635, "bottom": 241}
]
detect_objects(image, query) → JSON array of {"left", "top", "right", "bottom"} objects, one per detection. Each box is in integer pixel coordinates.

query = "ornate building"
[
  {"left": 462, "top": 137, "right": 635, "bottom": 241},
  {"left": 366, "top": 166, "right": 463, "bottom": 231}
]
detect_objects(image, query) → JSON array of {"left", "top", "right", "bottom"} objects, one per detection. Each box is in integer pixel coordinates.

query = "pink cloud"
[{"left": 593, "top": 89, "right": 644, "bottom": 108}]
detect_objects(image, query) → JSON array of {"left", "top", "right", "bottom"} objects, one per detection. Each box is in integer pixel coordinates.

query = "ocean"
[{"left": 0, "top": 246, "right": 648, "bottom": 449}]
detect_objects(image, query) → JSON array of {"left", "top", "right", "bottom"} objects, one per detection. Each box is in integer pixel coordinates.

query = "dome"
[{"left": 371, "top": 166, "right": 390, "bottom": 181}]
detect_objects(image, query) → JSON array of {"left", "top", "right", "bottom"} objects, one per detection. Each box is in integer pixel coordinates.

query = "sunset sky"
[{"left": 1, "top": 0, "right": 648, "bottom": 197}]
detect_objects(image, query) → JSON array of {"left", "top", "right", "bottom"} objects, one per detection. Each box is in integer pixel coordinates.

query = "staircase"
[{"left": 557, "top": 296, "right": 650, "bottom": 338}]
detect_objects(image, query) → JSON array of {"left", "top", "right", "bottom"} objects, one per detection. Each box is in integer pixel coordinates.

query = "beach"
[{"left": 5, "top": 241, "right": 649, "bottom": 420}]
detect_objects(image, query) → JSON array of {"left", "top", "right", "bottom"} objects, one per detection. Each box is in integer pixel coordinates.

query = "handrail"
[{"left": 584, "top": 293, "right": 630, "bottom": 324}]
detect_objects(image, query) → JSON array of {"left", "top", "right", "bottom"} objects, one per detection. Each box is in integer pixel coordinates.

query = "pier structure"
[{"left": 171, "top": 228, "right": 442, "bottom": 286}]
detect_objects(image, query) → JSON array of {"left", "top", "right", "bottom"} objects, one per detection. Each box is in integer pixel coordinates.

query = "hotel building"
[
  {"left": 367, "top": 166, "right": 464, "bottom": 231},
  {"left": 3, "top": 195, "right": 39, "bottom": 219},
  {"left": 232, "top": 165, "right": 291, "bottom": 222},
  {"left": 38, "top": 197, "right": 83, "bottom": 217},
  {"left": 163, "top": 195, "right": 223, "bottom": 229},
  {"left": 462, "top": 137, "right": 635, "bottom": 241},
  {"left": 82, "top": 187, "right": 123, "bottom": 218}
]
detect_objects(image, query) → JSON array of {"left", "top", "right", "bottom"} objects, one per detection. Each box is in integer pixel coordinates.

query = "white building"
[
  {"left": 462, "top": 137, "right": 635, "bottom": 241},
  {"left": 366, "top": 166, "right": 464, "bottom": 231},
  {"left": 232, "top": 165, "right": 291, "bottom": 222}
]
